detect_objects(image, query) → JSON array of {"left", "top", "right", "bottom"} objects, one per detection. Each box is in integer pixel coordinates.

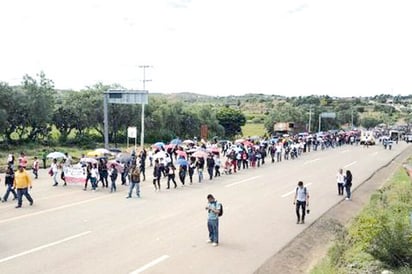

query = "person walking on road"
[
  {"left": 205, "top": 194, "right": 222, "bottom": 247},
  {"left": 293, "top": 181, "right": 309, "bottom": 224},
  {"left": 108, "top": 164, "right": 118, "bottom": 193},
  {"left": 344, "top": 170, "right": 353, "bottom": 200},
  {"left": 126, "top": 164, "right": 141, "bottom": 198},
  {"left": 336, "top": 168, "right": 345, "bottom": 195},
  {"left": 32, "top": 156, "right": 40, "bottom": 179},
  {"left": 2, "top": 166, "right": 17, "bottom": 202},
  {"left": 51, "top": 158, "right": 59, "bottom": 186},
  {"left": 153, "top": 159, "right": 162, "bottom": 191},
  {"left": 13, "top": 165, "right": 34, "bottom": 208}
]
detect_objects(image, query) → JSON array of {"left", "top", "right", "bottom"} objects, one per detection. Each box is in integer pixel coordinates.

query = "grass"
[
  {"left": 310, "top": 165, "right": 412, "bottom": 274},
  {"left": 241, "top": 123, "right": 266, "bottom": 138}
]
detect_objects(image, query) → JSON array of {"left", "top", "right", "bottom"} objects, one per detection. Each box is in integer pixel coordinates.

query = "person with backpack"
[
  {"left": 126, "top": 164, "right": 141, "bottom": 198},
  {"left": 205, "top": 194, "right": 222, "bottom": 247},
  {"left": 293, "top": 181, "right": 309, "bottom": 224}
]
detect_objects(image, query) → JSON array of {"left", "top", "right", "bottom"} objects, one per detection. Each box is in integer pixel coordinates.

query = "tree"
[
  {"left": 23, "top": 72, "right": 55, "bottom": 141},
  {"left": 263, "top": 103, "right": 307, "bottom": 133},
  {"left": 216, "top": 106, "right": 246, "bottom": 138}
]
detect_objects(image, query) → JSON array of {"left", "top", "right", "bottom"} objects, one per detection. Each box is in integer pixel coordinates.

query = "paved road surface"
[{"left": 0, "top": 142, "right": 409, "bottom": 274}]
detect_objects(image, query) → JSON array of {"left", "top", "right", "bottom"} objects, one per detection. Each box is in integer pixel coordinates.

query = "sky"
[{"left": 1, "top": 0, "right": 411, "bottom": 97}]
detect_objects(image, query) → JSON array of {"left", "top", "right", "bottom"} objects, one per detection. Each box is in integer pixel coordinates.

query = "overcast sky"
[{"left": 1, "top": 0, "right": 411, "bottom": 97}]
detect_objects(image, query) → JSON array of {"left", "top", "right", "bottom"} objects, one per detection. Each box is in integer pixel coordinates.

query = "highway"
[{"left": 0, "top": 142, "right": 409, "bottom": 274}]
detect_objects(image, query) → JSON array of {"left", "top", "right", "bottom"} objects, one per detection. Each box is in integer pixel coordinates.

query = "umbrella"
[
  {"left": 107, "top": 160, "right": 124, "bottom": 173},
  {"left": 86, "top": 151, "right": 102, "bottom": 157},
  {"left": 243, "top": 140, "right": 253, "bottom": 147},
  {"left": 176, "top": 150, "right": 187, "bottom": 158},
  {"left": 207, "top": 147, "right": 220, "bottom": 154},
  {"left": 192, "top": 150, "right": 209, "bottom": 158},
  {"left": 94, "top": 148, "right": 111, "bottom": 155},
  {"left": 116, "top": 153, "right": 132, "bottom": 163},
  {"left": 109, "top": 148, "right": 122, "bottom": 154},
  {"left": 153, "top": 142, "right": 165, "bottom": 148},
  {"left": 183, "top": 139, "right": 195, "bottom": 145},
  {"left": 234, "top": 138, "right": 245, "bottom": 144},
  {"left": 80, "top": 157, "right": 98, "bottom": 164},
  {"left": 46, "top": 152, "right": 66, "bottom": 159},
  {"left": 176, "top": 158, "right": 188, "bottom": 167},
  {"left": 170, "top": 138, "right": 182, "bottom": 145}
]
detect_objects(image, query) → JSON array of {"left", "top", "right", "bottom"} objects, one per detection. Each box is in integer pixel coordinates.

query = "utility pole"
[
  {"left": 308, "top": 105, "right": 312, "bottom": 133},
  {"left": 138, "top": 65, "right": 151, "bottom": 150},
  {"left": 351, "top": 108, "right": 354, "bottom": 129}
]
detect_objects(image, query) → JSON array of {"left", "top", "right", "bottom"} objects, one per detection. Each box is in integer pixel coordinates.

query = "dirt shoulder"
[{"left": 254, "top": 145, "right": 412, "bottom": 274}]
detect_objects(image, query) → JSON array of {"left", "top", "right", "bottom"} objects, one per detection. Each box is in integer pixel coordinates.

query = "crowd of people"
[{"left": 0, "top": 129, "right": 398, "bottom": 209}]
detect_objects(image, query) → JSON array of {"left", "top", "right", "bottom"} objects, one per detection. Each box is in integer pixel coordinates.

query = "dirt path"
[{"left": 254, "top": 145, "right": 412, "bottom": 274}]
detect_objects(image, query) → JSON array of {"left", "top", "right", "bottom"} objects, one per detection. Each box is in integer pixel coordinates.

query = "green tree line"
[{"left": 1, "top": 72, "right": 408, "bottom": 148}]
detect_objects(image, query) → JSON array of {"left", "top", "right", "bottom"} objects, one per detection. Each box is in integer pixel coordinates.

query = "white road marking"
[
  {"left": 303, "top": 158, "right": 320, "bottom": 165},
  {"left": 281, "top": 183, "right": 312, "bottom": 198},
  {"left": 0, "top": 195, "right": 110, "bottom": 225},
  {"left": 344, "top": 161, "right": 357, "bottom": 168},
  {"left": 225, "top": 176, "right": 261, "bottom": 188},
  {"left": 130, "top": 255, "right": 170, "bottom": 274},
  {"left": 0, "top": 231, "right": 91, "bottom": 264}
]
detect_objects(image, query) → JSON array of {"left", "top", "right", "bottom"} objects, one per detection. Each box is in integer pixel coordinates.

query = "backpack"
[
  {"left": 217, "top": 202, "right": 223, "bottom": 217},
  {"left": 296, "top": 187, "right": 307, "bottom": 196}
]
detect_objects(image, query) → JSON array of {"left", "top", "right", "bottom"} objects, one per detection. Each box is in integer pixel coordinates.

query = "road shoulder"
[{"left": 254, "top": 145, "right": 412, "bottom": 274}]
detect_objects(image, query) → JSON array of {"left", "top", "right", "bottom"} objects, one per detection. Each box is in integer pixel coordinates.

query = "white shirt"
[
  {"left": 336, "top": 172, "right": 345, "bottom": 183},
  {"left": 296, "top": 187, "right": 308, "bottom": 202}
]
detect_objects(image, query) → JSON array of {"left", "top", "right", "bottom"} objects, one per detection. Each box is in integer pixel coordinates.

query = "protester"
[
  {"left": 293, "top": 181, "right": 309, "bottom": 224},
  {"left": 153, "top": 159, "right": 162, "bottom": 191},
  {"left": 188, "top": 157, "right": 196, "bottom": 184},
  {"left": 126, "top": 164, "right": 141, "bottom": 198},
  {"left": 108, "top": 164, "right": 118, "bottom": 193},
  {"left": 344, "top": 170, "right": 353, "bottom": 200},
  {"left": 205, "top": 194, "right": 222, "bottom": 247},
  {"left": 32, "top": 156, "right": 40, "bottom": 179},
  {"left": 90, "top": 163, "right": 99, "bottom": 191},
  {"left": 2, "top": 166, "right": 17, "bottom": 202},
  {"left": 165, "top": 163, "right": 177, "bottom": 189},
  {"left": 18, "top": 152, "right": 28, "bottom": 168},
  {"left": 13, "top": 165, "right": 34, "bottom": 208},
  {"left": 51, "top": 159, "right": 59, "bottom": 186},
  {"left": 336, "top": 168, "right": 345, "bottom": 195},
  {"left": 196, "top": 157, "right": 205, "bottom": 183},
  {"left": 206, "top": 154, "right": 215, "bottom": 180},
  {"left": 7, "top": 153, "right": 15, "bottom": 169}
]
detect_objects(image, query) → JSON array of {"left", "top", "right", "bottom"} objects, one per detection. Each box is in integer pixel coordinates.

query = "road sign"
[
  {"left": 127, "top": 127, "right": 137, "bottom": 138},
  {"left": 320, "top": 112, "right": 336, "bottom": 118},
  {"left": 107, "top": 90, "right": 148, "bottom": 104}
]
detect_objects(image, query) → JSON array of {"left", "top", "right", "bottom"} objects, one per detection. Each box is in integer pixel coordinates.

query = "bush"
[{"left": 368, "top": 220, "right": 412, "bottom": 268}]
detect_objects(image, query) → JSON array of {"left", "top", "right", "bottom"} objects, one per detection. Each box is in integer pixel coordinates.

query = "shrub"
[{"left": 368, "top": 219, "right": 412, "bottom": 268}]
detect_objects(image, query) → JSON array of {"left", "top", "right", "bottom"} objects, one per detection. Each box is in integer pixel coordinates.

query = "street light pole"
[
  {"left": 308, "top": 105, "right": 312, "bottom": 133},
  {"left": 139, "top": 65, "right": 151, "bottom": 150}
]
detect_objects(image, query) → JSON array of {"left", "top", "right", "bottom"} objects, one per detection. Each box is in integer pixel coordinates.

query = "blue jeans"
[
  {"left": 90, "top": 177, "right": 97, "bottom": 190},
  {"left": 128, "top": 180, "right": 140, "bottom": 197},
  {"left": 17, "top": 188, "right": 33, "bottom": 207},
  {"left": 3, "top": 184, "right": 17, "bottom": 201},
  {"left": 345, "top": 185, "right": 352, "bottom": 199},
  {"left": 207, "top": 218, "right": 219, "bottom": 243},
  {"left": 110, "top": 178, "right": 117, "bottom": 192}
]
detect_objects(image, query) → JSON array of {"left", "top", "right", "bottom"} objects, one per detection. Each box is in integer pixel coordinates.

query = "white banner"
[{"left": 65, "top": 166, "right": 87, "bottom": 184}]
